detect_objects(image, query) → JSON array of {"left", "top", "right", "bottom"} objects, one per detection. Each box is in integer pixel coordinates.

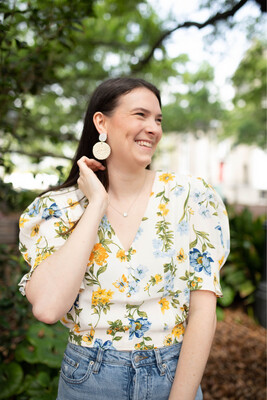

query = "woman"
[{"left": 19, "top": 77, "right": 230, "bottom": 400}]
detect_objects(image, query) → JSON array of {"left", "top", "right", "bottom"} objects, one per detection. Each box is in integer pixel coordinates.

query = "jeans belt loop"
[
  {"left": 92, "top": 347, "right": 104, "bottom": 374},
  {"left": 154, "top": 348, "right": 165, "bottom": 376}
]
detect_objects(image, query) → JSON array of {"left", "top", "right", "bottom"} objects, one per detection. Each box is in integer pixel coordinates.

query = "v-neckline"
[{"left": 104, "top": 171, "right": 158, "bottom": 253}]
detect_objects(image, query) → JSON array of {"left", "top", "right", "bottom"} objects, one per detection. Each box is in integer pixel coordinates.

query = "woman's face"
[{"left": 104, "top": 87, "right": 162, "bottom": 169}]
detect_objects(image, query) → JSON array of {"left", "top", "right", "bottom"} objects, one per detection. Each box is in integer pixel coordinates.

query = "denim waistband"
[{"left": 66, "top": 341, "right": 182, "bottom": 373}]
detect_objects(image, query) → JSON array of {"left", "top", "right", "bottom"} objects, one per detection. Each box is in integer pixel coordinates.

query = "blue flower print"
[
  {"left": 166, "top": 248, "right": 176, "bottom": 258},
  {"left": 153, "top": 249, "right": 164, "bottom": 258},
  {"left": 215, "top": 224, "right": 224, "bottom": 247},
  {"left": 205, "top": 190, "right": 214, "bottom": 202},
  {"left": 199, "top": 206, "right": 211, "bottom": 219},
  {"left": 191, "top": 189, "right": 203, "bottom": 203},
  {"left": 163, "top": 272, "right": 174, "bottom": 295},
  {"left": 93, "top": 338, "right": 115, "bottom": 350},
  {"left": 183, "top": 288, "right": 190, "bottom": 302},
  {"left": 127, "top": 280, "right": 139, "bottom": 296},
  {"left": 152, "top": 238, "right": 163, "bottom": 249},
  {"left": 174, "top": 186, "right": 185, "bottom": 197},
  {"left": 101, "top": 215, "right": 111, "bottom": 231},
  {"left": 134, "top": 227, "right": 143, "bottom": 242},
  {"left": 128, "top": 318, "right": 151, "bottom": 339},
  {"left": 177, "top": 221, "right": 189, "bottom": 236},
  {"left": 42, "top": 203, "right": 62, "bottom": 220},
  {"left": 133, "top": 265, "right": 149, "bottom": 280},
  {"left": 189, "top": 248, "right": 214, "bottom": 276},
  {"left": 28, "top": 199, "right": 40, "bottom": 216}
]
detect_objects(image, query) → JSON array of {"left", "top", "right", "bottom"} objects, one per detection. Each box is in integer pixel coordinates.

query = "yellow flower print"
[
  {"left": 33, "top": 252, "right": 50, "bottom": 268},
  {"left": 135, "top": 343, "right": 141, "bottom": 349},
  {"left": 218, "top": 256, "right": 224, "bottom": 269},
  {"left": 116, "top": 249, "right": 127, "bottom": 262},
  {"left": 61, "top": 316, "right": 69, "bottom": 324},
  {"left": 113, "top": 274, "right": 128, "bottom": 292},
  {"left": 213, "top": 273, "right": 219, "bottom": 287},
  {"left": 144, "top": 284, "right": 149, "bottom": 291},
  {"left": 172, "top": 323, "right": 185, "bottom": 339},
  {"left": 92, "top": 288, "right": 114, "bottom": 306},
  {"left": 30, "top": 224, "right": 40, "bottom": 237},
  {"left": 159, "top": 173, "right": 174, "bottom": 183},
  {"left": 159, "top": 298, "right": 170, "bottom": 314},
  {"left": 158, "top": 204, "right": 169, "bottom": 216},
  {"left": 150, "top": 191, "right": 154, "bottom": 197},
  {"left": 188, "top": 207, "right": 194, "bottom": 215},
  {"left": 82, "top": 327, "right": 95, "bottom": 344},
  {"left": 164, "top": 334, "right": 172, "bottom": 346},
  {"left": 73, "top": 324, "right": 80, "bottom": 333},
  {"left": 223, "top": 209, "right": 228, "bottom": 216},
  {"left": 177, "top": 248, "right": 187, "bottom": 263},
  {"left": 67, "top": 198, "right": 78, "bottom": 209},
  {"left": 19, "top": 217, "right": 29, "bottom": 228},
  {"left": 88, "top": 243, "right": 109, "bottom": 266},
  {"left": 68, "top": 219, "right": 75, "bottom": 228},
  {"left": 36, "top": 237, "right": 42, "bottom": 244},
  {"left": 197, "top": 277, "right": 203, "bottom": 283},
  {"left": 155, "top": 274, "right": 162, "bottom": 283},
  {"left": 23, "top": 252, "right": 30, "bottom": 264}
]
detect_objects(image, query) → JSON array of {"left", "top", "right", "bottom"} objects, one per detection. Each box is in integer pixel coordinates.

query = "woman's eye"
[
  {"left": 156, "top": 119, "right": 162, "bottom": 124},
  {"left": 136, "top": 112, "right": 145, "bottom": 117}
]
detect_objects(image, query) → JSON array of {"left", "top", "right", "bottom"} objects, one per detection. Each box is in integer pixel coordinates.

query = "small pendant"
[{"left": 123, "top": 212, "right": 128, "bottom": 217}]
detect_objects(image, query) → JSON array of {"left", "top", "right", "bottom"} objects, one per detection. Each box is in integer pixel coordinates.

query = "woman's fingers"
[{"left": 77, "top": 156, "right": 105, "bottom": 172}]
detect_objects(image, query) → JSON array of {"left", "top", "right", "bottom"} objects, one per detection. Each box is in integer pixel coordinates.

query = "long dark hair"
[{"left": 43, "top": 77, "right": 161, "bottom": 195}]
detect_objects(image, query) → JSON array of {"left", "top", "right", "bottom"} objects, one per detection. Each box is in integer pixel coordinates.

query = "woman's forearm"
[
  {"left": 169, "top": 291, "right": 217, "bottom": 400},
  {"left": 25, "top": 199, "right": 107, "bottom": 324}
]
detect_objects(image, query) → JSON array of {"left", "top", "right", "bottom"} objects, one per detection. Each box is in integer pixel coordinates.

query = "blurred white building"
[{"left": 152, "top": 132, "right": 267, "bottom": 207}]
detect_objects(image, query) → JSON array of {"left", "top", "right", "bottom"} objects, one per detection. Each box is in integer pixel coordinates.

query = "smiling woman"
[{"left": 18, "top": 77, "right": 230, "bottom": 400}]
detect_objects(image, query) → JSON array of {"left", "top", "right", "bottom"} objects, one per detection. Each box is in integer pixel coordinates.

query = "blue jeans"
[{"left": 57, "top": 342, "right": 203, "bottom": 400}]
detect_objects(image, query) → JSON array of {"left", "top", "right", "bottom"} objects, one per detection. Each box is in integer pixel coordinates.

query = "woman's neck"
[{"left": 107, "top": 164, "right": 149, "bottom": 200}]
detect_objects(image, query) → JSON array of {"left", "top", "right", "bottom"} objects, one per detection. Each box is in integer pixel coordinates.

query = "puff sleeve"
[
  {"left": 188, "top": 177, "right": 230, "bottom": 297},
  {"left": 18, "top": 191, "right": 74, "bottom": 296}
]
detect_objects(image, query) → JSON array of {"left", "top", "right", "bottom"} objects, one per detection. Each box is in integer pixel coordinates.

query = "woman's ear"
[{"left": 93, "top": 112, "right": 108, "bottom": 134}]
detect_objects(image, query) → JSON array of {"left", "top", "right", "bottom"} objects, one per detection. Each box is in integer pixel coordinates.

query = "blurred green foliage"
[
  {"left": 217, "top": 207, "right": 265, "bottom": 318},
  {"left": 0, "top": 0, "right": 265, "bottom": 183},
  {"left": 222, "top": 39, "right": 266, "bottom": 148},
  {"left": 0, "top": 243, "right": 68, "bottom": 400}
]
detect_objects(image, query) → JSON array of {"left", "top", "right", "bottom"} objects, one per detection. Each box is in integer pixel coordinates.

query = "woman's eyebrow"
[{"left": 131, "top": 107, "right": 162, "bottom": 117}]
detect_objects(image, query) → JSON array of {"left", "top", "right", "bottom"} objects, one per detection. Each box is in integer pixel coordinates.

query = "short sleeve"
[
  {"left": 18, "top": 191, "right": 74, "bottom": 296},
  {"left": 188, "top": 177, "right": 230, "bottom": 297}
]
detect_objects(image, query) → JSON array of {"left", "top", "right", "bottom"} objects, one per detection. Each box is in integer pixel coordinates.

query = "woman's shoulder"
[
  {"left": 155, "top": 170, "right": 200, "bottom": 187},
  {"left": 20, "top": 185, "right": 85, "bottom": 221},
  {"left": 40, "top": 185, "right": 84, "bottom": 202}
]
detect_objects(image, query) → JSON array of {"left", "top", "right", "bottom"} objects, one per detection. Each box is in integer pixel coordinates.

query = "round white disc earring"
[{"left": 92, "top": 133, "right": 111, "bottom": 160}]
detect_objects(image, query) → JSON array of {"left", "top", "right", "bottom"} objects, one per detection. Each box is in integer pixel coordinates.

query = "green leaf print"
[
  {"left": 179, "top": 185, "right": 190, "bottom": 223},
  {"left": 96, "top": 264, "right": 108, "bottom": 277}
]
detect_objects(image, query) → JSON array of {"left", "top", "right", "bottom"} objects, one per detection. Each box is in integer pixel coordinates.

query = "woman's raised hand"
[{"left": 77, "top": 156, "right": 108, "bottom": 208}]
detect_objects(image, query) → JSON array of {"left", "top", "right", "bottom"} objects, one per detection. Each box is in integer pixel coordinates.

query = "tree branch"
[
  {"left": 4, "top": 149, "right": 73, "bottom": 161},
  {"left": 133, "top": 0, "right": 249, "bottom": 71}
]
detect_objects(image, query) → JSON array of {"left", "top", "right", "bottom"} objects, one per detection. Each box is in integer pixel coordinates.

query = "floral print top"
[{"left": 18, "top": 172, "right": 230, "bottom": 351}]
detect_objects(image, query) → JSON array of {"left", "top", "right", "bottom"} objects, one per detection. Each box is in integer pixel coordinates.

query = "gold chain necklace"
[{"left": 108, "top": 174, "right": 147, "bottom": 218}]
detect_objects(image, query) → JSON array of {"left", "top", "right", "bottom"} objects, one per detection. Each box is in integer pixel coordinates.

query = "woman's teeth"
[{"left": 136, "top": 140, "right": 152, "bottom": 148}]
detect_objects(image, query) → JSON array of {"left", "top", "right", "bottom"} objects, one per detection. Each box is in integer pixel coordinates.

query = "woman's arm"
[
  {"left": 25, "top": 157, "right": 108, "bottom": 324},
  {"left": 169, "top": 290, "right": 217, "bottom": 400}
]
